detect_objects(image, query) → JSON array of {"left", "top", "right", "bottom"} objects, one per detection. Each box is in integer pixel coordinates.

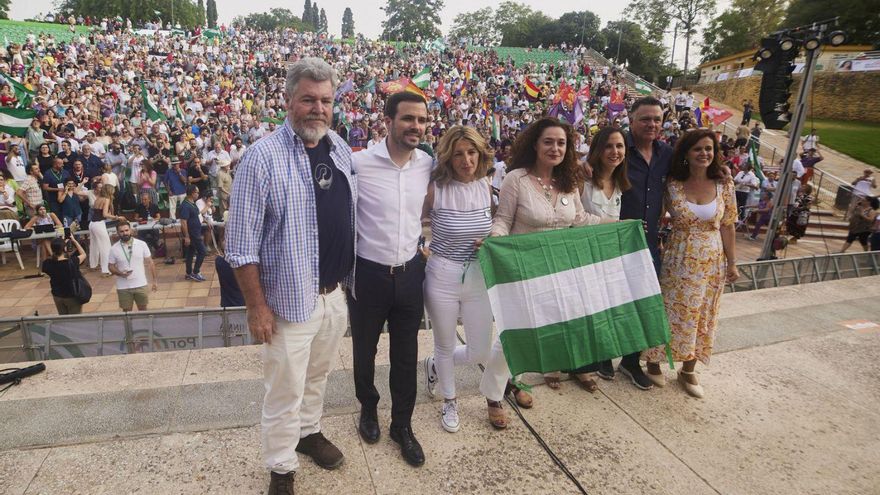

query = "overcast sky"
[{"left": 9, "top": 0, "right": 725, "bottom": 67}]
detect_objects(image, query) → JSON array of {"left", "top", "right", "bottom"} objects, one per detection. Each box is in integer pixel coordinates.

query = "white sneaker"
[
  {"left": 424, "top": 356, "right": 438, "bottom": 398},
  {"left": 440, "top": 399, "right": 460, "bottom": 433}
]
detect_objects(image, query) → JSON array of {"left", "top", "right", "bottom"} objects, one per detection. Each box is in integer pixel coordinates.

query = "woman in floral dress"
[{"left": 643, "top": 129, "right": 739, "bottom": 398}]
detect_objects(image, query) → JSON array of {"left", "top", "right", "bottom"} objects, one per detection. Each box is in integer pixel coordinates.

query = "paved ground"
[{"left": 1, "top": 277, "right": 878, "bottom": 495}]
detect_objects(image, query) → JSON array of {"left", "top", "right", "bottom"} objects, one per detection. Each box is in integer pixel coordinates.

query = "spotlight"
[
  {"left": 828, "top": 30, "right": 847, "bottom": 46},
  {"left": 760, "top": 48, "right": 774, "bottom": 59},
  {"left": 804, "top": 36, "right": 821, "bottom": 50},
  {"left": 780, "top": 38, "right": 795, "bottom": 51}
]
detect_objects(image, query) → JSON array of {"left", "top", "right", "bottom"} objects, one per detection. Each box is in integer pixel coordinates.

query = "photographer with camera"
[{"left": 41, "top": 234, "right": 87, "bottom": 315}]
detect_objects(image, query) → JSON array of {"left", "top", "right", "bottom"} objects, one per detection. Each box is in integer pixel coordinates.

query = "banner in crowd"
[
  {"left": 379, "top": 77, "right": 409, "bottom": 94},
  {"left": 478, "top": 221, "right": 671, "bottom": 376},
  {"left": 0, "top": 107, "right": 37, "bottom": 137}
]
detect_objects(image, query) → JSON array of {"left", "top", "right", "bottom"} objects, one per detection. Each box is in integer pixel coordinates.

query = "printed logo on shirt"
[{"left": 314, "top": 163, "right": 333, "bottom": 190}]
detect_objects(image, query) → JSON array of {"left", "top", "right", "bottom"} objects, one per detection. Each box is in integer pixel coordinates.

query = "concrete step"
[{"left": 2, "top": 277, "right": 879, "bottom": 452}]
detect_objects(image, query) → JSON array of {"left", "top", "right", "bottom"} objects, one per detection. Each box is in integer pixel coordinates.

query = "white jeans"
[
  {"left": 424, "top": 255, "right": 502, "bottom": 400},
  {"left": 88, "top": 220, "right": 111, "bottom": 274},
  {"left": 262, "top": 289, "right": 347, "bottom": 474},
  {"left": 168, "top": 194, "right": 185, "bottom": 219}
]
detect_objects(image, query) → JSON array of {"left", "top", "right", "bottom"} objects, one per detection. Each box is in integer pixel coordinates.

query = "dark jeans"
[
  {"left": 347, "top": 253, "right": 425, "bottom": 429},
  {"left": 735, "top": 191, "right": 749, "bottom": 221},
  {"left": 185, "top": 236, "right": 206, "bottom": 275}
]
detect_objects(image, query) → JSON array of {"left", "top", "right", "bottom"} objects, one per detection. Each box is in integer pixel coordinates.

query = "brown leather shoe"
[
  {"left": 268, "top": 471, "right": 295, "bottom": 495},
  {"left": 295, "top": 432, "right": 344, "bottom": 470}
]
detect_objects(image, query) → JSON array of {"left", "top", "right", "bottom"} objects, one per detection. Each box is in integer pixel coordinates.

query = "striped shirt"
[
  {"left": 225, "top": 121, "right": 357, "bottom": 323},
  {"left": 429, "top": 178, "right": 492, "bottom": 262}
]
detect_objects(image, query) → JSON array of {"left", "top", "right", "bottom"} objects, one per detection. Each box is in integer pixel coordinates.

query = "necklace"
[{"left": 534, "top": 174, "right": 555, "bottom": 201}]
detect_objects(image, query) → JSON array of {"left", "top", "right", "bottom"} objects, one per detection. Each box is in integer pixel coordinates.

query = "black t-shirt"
[
  {"left": 304, "top": 138, "right": 353, "bottom": 288},
  {"left": 136, "top": 203, "right": 159, "bottom": 221},
  {"left": 41, "top": 253, "right": 83, "bottom": 298}
]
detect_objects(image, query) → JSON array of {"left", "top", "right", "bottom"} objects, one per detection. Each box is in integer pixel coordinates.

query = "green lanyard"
[
  {"left": 121, "top": 241, "right": 133, "bottom": 265},
  {"left": 50, "top": 169, "right": 63, "bottom": 183}
]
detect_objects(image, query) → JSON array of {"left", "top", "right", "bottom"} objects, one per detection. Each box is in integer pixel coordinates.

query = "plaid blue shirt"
[{"left": 225, "top": 122, "right": 357, "bottom": 323}]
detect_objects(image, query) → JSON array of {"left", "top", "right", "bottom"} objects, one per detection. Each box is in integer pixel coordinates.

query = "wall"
[{"left": 692, "top": 71, "right": 880, "bottom": 123}]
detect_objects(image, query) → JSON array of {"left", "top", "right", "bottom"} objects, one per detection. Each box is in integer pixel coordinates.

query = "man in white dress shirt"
[{"left": 348, "top": 92, "right": 432, "bottom": 467}]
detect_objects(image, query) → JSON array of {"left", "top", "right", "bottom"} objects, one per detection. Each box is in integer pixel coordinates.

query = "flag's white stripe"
[
  {"left": 0, "top": 113, "right": 31, "bottom": 129},
  {"left": 487, "top": 249, "right": 660, "bottom": 331}
]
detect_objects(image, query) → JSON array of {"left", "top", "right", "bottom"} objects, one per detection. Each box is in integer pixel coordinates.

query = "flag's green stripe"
[
  {"left": 498, "top": 295, "right": 670, "bottom": 376},
  {"left": 478, "top": 220, "right": 647, "bottom": 288},
  {"left": 0, "top": 124, "right": 28, "bottom": 137}
]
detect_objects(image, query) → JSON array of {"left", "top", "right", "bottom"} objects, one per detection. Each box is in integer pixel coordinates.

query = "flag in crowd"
[
  {"left": 404, "top": 80, "right": 427, "bottom": 100},
  {"left": 0, "top": 107, "right": 36, "bottom": 137},
  {"left": 175, "top": 99, "right": 185, "bottom": 120},
  {"left": 140, "top": 82, "right": 166, "bottom": 122},
  {"left": 748, "top": 141, "right": 765, "bottom": 182},
  {"left": 363, "top": 77, "right": 376, "bottom": 94},
  {"left": 491, "top": 113, "right": 501, "bottom": 141},
  {"left": 435, "top": 81, "right": 452, "bottom": 108},
  {"left": 1, "top": 72, "right": 36, "bottom": 108},
  {"left": 335, "top": 78, "right": 355, "bottom": 101},
  {"left": 478, "top": 221, "right": 671, "bottom": 376},
  {"left": 635, "top": 79, "right": 653, "bottom": 96},
  {"left": 411, "top": 66, "right": 432, "bottom": 90},
  {"left": 524, "top": 78, "right": 541, "bottom": 101}
]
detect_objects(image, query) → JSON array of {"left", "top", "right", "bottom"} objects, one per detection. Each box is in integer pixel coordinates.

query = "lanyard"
[
  {"left": 121, "top": 241, "right": 133, "bottom": 265},
  {"left": 51, "top": 169, "right": 63, "bottom": 182}
]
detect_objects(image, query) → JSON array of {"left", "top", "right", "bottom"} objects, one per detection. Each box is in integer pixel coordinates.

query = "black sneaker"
[
  {"left": 596, "top": 360, "right": 615, "bottom": 381},
  {"left": 618, "top": 362, "right": 654, "bottom": 390},
  {"left": 267, "top": 471, "right": 295, "bottom": 495}
]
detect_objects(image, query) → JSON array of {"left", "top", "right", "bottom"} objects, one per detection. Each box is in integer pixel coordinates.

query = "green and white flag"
[
  {"left": 0, "top": 107, "right": 37, "bottom": 137},
  {"left": 478, "top": 221, "right": 671, "bottom": 376},
  {"left": 635, "top": 79, "right": 653, "bottom": 96},
  {"left": 1, "top": 72, "right": 36, "bottom": 108},
  {"left": 140, "top": 82, "right": 166, "bottom": 122},
  {"left": 411, "top": 66, "right": 431, "bottom": 89},
  {"left": 748, "top": 141, "right": 765, "bottom": 182},
  {"left": 175, "top": 99, "right": 186, "bottom": 120}
]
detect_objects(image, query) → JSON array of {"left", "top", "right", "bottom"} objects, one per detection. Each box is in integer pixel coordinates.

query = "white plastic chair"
[{"left": 0, "top": 219, "right": 25, "bottom": 270}]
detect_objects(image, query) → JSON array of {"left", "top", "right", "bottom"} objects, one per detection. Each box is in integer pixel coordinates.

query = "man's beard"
[
  {"left": 120, "top": 234, "right": 132, "bottom": 242},
  {"left": 292, "top": 116, "right": 329, "bottom": 143}
]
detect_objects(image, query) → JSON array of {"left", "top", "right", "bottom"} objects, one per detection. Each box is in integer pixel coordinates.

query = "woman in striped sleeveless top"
[{"left": 421, "top": 126, "right": 513, "bottom": 430}]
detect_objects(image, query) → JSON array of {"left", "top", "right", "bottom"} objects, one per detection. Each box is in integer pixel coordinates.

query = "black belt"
[
  {"left": 320, "top": 284, "right": 338, "bottom": 295},
  {"left": 357, "top": 253, "right": 422, "bottom": 276}
]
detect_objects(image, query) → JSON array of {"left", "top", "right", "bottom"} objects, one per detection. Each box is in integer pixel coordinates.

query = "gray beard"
[{"left": 292, "top": 121, "right": 328, "bottom": 143}]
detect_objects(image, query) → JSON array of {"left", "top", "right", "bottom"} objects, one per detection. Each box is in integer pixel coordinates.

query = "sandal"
[
  {"left": 570, "top": 373, "right": 599, "bottom": 393},
  {"left": 486, "top": 400, "right": 509, "bottom": 429},
  {"left": 543, "top": 374, "right": 561, "bottom": 390},
  {"left": 504, "top": 381, "right": 534, "bottom": 408}
]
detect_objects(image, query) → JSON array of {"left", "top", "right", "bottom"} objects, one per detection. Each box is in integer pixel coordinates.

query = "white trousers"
[
  {"left": 88, "top": 220, "right": 111, "bottom": 274},
  {"left": 262, "top": 289, "right": 347, "bottom": 474},
  {"left": 424, "top": 255, "right": 506, "bottom": 400},
  {"left": 168, "top": 194, "right": 185, "bottom": 219}
]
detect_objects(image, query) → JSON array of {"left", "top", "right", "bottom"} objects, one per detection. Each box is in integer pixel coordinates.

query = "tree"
[
  {"left": 783, "top": 0, "right": 880, "bottom": 47},
  {"left": 303, "top": 0, "right": 313, "bottom": 28},
  {"left": 206, "top": 0, "right": 218, "bottom": 28},
  {"left": 701, "top": 0, "right": 785, "bottom": 62},
  {"left": 493, "top": 2, "right": 553, "bottom": 47},
  {"left": 56, "top": 0, "right": 206, "bottom": 28},
  {"left": 0, "top": 0, "right": 10, "bottom": 20},
  {"left": 341, "top": 7, "right": 355, "bottom": 38},
  {"left": 319, "top": 8, "right": 328, "bottom": 33},
  {"left": 541, "top": 11, "right": 605, "bottom": 48},
  {"left": 231, "top": 8, "right": 309, "bottom": 31},
  {"left": 311, "top": 3, "right": 320, "bottom": 29},
  {"left": 449, "top": 7, "right": 501, "bottom": 46},
  {"left": 625, "top": 0, "right": 717, "bottom": 75},
  {"left": 381, "top": 0, "right": 444, "bottom": 42},
  {"left": 601, "top": 20, "right": 668, "bottom": 83}
]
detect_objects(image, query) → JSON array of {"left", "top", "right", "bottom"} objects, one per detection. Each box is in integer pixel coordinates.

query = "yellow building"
[{"left": 698, "top": 45, "right": 875, "bottom": 83}]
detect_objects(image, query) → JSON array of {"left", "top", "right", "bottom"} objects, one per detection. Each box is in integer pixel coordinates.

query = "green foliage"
[
  {"left": 494, "top": 2, "right": 551, "bottom": 46},
  {"left": 341, "top": 7, "right": 355, "bottom": 38},
  {"left": 624, "top": 0, "right": 717, "bottom": 73},
  {"left": 55, "top": 0, "right": 207, "bottom": 28},
  {"left": 542, "top": 11, "right": 605, "bottom": 48},
  {"left": 701, "top": 0, "right": 786, "bottom": 63},
  {"left": 319, "top": 8, "right": 327, "bottom": 33},
  {"left": 231, "top": 8, "right": 308, "bottom": 32},
  {"left": 601, "top": 20, "right": 669, "bottom": 84},
  {"left": 302, "top": 0, "right": 313, "bottom": 29},
  {"left": 310, "top": 3, "right": 319, "bottom": 29},
  {"left": 381, "top": 0, "right": 444, "bottom": 42},
  {"left": 449, "top": 7, "right": 500, "bottom": 45},
  {"left": 206, "top": 0, "right": 218, "bottom": 28},
  {"left": 784, "top": 0, "right": 880, "bottom": 47},
  {"left": 0, "top": 0, "right": 9, "bottom": 20}
]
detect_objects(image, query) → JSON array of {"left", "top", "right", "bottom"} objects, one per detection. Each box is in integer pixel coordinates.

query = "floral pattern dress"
[{"left": 643, "top": 179, "right": 736, "bottom": 365}]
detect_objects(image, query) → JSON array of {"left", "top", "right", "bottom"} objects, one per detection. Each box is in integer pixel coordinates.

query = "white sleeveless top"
[{"left": 429, "top": 178, "right": 493, "bottom": 262}]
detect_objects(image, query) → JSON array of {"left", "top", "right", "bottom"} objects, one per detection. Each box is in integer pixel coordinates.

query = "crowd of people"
[{"left": 0, "top": 20, "right": 877, "bottom": 494}]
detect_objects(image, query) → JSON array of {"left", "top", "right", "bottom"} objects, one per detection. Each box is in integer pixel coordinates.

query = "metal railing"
[
  {"left": 726, "top": 251, "right": 880, "bottom": 293},
  {"left": 583, "top": 47, "right": 664, "bottom": 94}
]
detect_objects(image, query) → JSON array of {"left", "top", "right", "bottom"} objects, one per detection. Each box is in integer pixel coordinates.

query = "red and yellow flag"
[{"left": 524, "top": 78, "right": 540, "bottom": 101}]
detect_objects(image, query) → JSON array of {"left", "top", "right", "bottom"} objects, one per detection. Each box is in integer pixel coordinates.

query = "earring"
[{"left": 683, "top": 159, "right": 689, "bottom": 166}]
